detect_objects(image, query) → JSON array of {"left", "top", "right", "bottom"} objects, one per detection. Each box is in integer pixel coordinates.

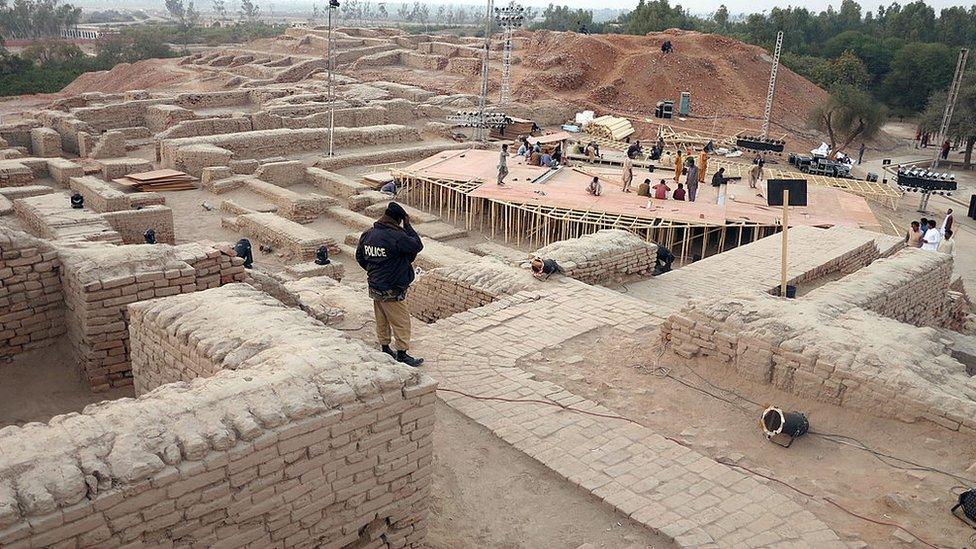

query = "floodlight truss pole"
[
  {"left": 920, "top": 47, "right": 968, "bottom": 211},
  {"left": 495, "top": 1, "right": 524, "bottom": 105},
  {"left": 761, "top": 31, "right": 783, "bottom": 140},
  {"left": 327, "top": 3, "right": 336, "bottom": 156},
  {"left": 476, "top": 0, "right": 494, "bottom": 142},
  {"left": 930, "top": 48, "right": 969, "bottom": 170}
]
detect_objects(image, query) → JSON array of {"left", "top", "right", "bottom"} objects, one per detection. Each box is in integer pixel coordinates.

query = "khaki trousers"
[{"left": 374, "top": 299, "right": 411, "bottom": 350}]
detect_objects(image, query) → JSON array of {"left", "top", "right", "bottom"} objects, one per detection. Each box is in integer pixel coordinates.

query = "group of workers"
[
  {"left": 496, "top": 131, "right": 769, "bottom": 207},
  {"left": 906, "top": 209, "right": 956, "bottom": 256}
]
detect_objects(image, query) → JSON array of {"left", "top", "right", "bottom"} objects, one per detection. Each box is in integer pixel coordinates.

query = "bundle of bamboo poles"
[{"left": 584, "top": 115, "right": 635, "bottom": 141}]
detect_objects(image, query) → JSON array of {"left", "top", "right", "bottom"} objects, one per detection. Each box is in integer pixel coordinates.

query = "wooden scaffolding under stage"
[{"left": 392, "top": 170, "right": 784, "bottom": 263}]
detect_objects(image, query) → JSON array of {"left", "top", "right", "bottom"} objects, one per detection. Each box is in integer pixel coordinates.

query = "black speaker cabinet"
[{"left": 767, "top": 179, "right": 808, "bottom": 207}]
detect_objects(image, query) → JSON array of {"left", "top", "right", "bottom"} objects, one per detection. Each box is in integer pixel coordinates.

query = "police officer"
[{"left": 356, "top": 202, "right": 424, "bottom": 367}]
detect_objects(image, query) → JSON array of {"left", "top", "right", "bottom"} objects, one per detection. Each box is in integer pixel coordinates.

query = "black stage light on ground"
[
  {"left": 952, "top": 489, "right": 976, "bottom": 528},
  {"left": 235, "top": 238, "right": 253, "bottom": 269},
  {"left": 315, "top": 245, "right": 331, "bottom": 265},
  {"left": 70, "top": 193, "right": 84, "bottom": 209},
  {"left": 144, "top": 229, "right": 156, "bottom": 244},
  {"left": 761, "top": 406, "right": 809, "bottom": 448}
]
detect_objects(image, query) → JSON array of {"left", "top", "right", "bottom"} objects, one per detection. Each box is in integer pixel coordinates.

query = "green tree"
[
  {"left": 20, "top": 37, "right": 81, "bottom": 64},
  {"left": 532, "top": 4, "right": 594, "bottom": 32},
  {"left": 882, "top": 42, "right": 957, "bottom": 113},
  {"left": 0, "top": 0, "right": 81, "bottom": 40},
  {"left": 813, "top": 50, "right": 870, "bottom": 89},
  {"left": 809, "top": 84, "right": 886, "bottom": 155},
  {"left": 165, "top": 0, "right": 200, "bottom": 53},
  {"left": 240, "top": 0, "right": 259, "bottom": 21},
  {"left": 621, "top": 0, "right": 693, "bottom": 35},
  {"left": 212, "top": 0, "right": 226, "bottom": 22},
  {"left": 713, "top": 4, "right": 728, "bottom": 29}
]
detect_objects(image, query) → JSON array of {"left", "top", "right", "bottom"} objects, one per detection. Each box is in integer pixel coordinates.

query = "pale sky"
[{"left": 75, "top": 0, "right": 975, "bottom": 15}]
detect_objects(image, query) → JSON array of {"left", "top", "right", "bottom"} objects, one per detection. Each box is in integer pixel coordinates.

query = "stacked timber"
[
  {"left": 113, "top": 169, "right": 198, "bottom": 191},
  {"left": 584, "top": 115, "right": 635, "bottom": 141},
  {"left": 490, "top": 117, "right": 538, "bottom": 140}
]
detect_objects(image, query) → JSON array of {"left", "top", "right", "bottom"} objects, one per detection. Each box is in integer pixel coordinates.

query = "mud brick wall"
[
  {"left": 661, "top": 292, "right": 976, "bottom": 434},
  {"left": 58, "top": 243, "right": 245, "bottom": 391},
  {"left": 244, "top": 178, "right": 335, "bottom": 223},
  {"left": 806, "top": 247, "right": 954, "bottom": 327},
  {"left": 0, "top": 228, "right": 63, "bottom": 358},
  {"left": 46, "top": 158, "right": 84, "bottom": 186},
  {"left": 71, "top": 98, "right": 168, "bottom": 132},
  {"left": 0, "top": 159, "right": 35, "bottom": 186},
  {"left": 238, "top": 212, "right": 339, "bottom": 260},
  {"left": 68, "top": 175, "right": 129, "bottom": 212},
  {"left": 408, "top": 258, "right": 542, "bottom": 322},
  {"left": 101, "top": 206, "right": 176, "bottom": 245},
  {"left": 531, "top": 229, "right": 657, "bottom": 285},
  {"left": 29, "top": 127, "right": 62, "bottom": 157},
  {"left": 281, "top": 261, "right": 345, "bottom": 282},
  {"left": 145, "top": 104, "right": 196, "bottom": 133},
  {"left": 0, "top": 285, "right": 435, "bottom": 547},
  {"left": 13, "top": 193, "right": 124, "bottom": 244},
  {"left": 160, "top": 125, "right": 421, "bottom": 172}
]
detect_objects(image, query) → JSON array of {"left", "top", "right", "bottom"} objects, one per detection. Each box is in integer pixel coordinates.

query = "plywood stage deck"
[{"left": 403, "top": 149, "right": 881, "bottom": 231}]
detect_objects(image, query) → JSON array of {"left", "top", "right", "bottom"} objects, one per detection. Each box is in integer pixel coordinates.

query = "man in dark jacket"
[{"left": 356, "top": 202, "right": 424, "bottom": 367}]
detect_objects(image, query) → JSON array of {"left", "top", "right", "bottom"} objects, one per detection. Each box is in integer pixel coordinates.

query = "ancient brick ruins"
[{"left": 0, "top": 23, "right": 973, "bottom": 549}]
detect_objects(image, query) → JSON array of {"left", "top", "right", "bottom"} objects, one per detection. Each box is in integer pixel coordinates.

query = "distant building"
[{"left": 61, "top": 25, "right": 118, "bottom": 40}]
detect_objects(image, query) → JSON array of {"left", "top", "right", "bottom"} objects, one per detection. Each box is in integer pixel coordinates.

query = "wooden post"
[{"left": 780, "top": 189, "right": 789, "bottom": 297}]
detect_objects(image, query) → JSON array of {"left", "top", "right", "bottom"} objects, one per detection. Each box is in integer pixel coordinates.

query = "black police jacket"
[{"left": 355, "top": 218, "right": 424, "bottom": 296}]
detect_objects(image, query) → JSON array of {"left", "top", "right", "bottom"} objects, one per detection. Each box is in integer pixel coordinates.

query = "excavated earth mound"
[{"left": 510, "top": 29, "right": 827, "bottom": 135}]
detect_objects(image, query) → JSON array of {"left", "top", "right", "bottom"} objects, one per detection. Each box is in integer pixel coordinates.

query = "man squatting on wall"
[{"left": 356, "top": 202, "right": 425, "bottom": 367}]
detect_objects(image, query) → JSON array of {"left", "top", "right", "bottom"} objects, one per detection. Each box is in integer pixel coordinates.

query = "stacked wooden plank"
[
  {"left": 489, "top": 117, "right": 538, "bottom": 140},
  {"left": 584, "top": 115, "right": 635, "bottom": 141},
  {"left": 113, "top": 169, "right": 198, "bottom": 191}
]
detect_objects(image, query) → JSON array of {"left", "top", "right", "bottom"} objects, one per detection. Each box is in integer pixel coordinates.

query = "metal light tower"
[
  {"left": 327, "top": 0, "right": 340, "bottom": 156},
  {"left": 931, "top": 48, "right": 969, "bottom": 170},
  {"left": 761, "top": 31, "right": 784, "bottom": 139},
  {"left": 475, "top": 0, "right": 494, "bottom": 142},
  {"left": 494, "top": 2, "right": 524, "bottom": 105},
  {"left": 916, "top": 47, "right": 969, "bottom": 212}
]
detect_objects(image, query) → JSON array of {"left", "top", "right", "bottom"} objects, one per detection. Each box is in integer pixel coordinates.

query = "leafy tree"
[
  {"left": 212, "top": 0, "right": 226, "bottom": 22},
  {"left": 94, "top": 26, "right": 176, "bottom": 65},
  {"left": 533, "top": 4, "right": 594, "bottom": 32},
  {"left": 822, "top": 31, "right": 902, "bottom": 86},
  {"left": 882, "top": 42, "right": 957, "bottom": 113},
  {"left": 0, "top": 0, "right": 81, "bottom": 40},
  {"left": 20, "top": 37, "right": 81, "bottom": 64},
  {"left": 621, "top": 0, "right": 693, "bottom": 35},
  {"left": 240, "top": 0, "right": 259, "bottom": 21},
  {"left": 713, "top": 4, "right": 728, "bottom": 29},
  {"left": 810, "top": 84, "right": 886, "bottom": 155},
  {"left": 814, "top": 50, "right": 870, "bottom": 90},
  {"left": 165, "top": 0, "right": 200, "bottom": 53}
]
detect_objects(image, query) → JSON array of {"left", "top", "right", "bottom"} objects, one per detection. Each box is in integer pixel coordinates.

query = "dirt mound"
[
  {"left": 510, "top": 29, "right": 827, "bottom": 136},
  {"left": 61, "top": 58, "right": 212, "bottom": 95}
]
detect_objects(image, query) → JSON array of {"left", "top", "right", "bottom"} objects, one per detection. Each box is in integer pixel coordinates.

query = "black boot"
[
  {"left": 381, "top": 345, "right": 396, "bottom": 358},
  {"left": 396, "top": 350, "right": 424, "bottom": 367}
]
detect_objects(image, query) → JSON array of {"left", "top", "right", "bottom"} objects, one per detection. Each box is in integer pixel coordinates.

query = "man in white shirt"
[
  {"left": 922, "top": 219, "right": 942, "bottom": 251},
  {"left": 940, "top": 208, "right": 954, "bottom": 236},
  {"left": 938, "top": 229, "right": 955, "bottom": 257}
]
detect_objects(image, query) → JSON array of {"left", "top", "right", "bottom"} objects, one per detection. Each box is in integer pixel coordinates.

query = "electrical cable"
[
  {"left": 649, "top": 344, "right": 974, "bottom": 486},
  {"left": 437, "top": 382, "right": 945, "bottom": 548}
]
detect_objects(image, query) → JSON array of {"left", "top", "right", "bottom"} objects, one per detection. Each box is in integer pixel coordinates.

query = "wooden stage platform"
[{"left": 395, "top": 149, "right": 885, "bottom": 260}]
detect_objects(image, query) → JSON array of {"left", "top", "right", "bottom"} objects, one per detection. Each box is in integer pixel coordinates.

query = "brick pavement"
[
  {"left": 414, "top": 281, "right": 847, "bottom": 547},
  {"left": 626, "top": 225, "right": 904, "bottom": 314}
]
